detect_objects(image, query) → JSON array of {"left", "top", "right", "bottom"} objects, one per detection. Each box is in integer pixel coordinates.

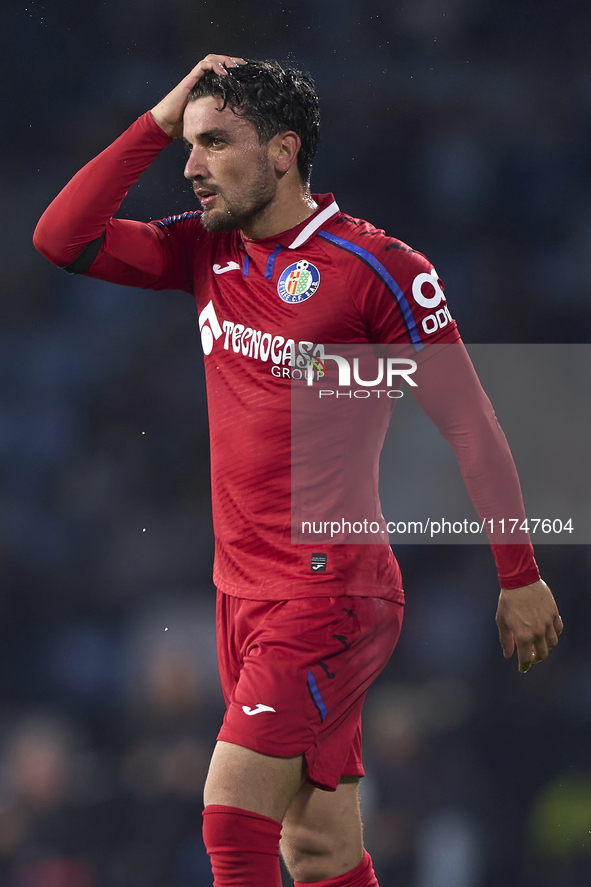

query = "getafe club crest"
[{"left": 277, "top": 260, "right": 321, "bottom": 304}]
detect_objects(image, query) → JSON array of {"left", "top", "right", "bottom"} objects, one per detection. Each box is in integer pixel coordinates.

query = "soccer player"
[{"left": 34, "top": 54, "right": 563, "bottom": 887}]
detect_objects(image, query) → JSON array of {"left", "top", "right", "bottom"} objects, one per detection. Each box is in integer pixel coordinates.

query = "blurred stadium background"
[{"left": 2, "top": 0, "right": 591, "bottom": 884}]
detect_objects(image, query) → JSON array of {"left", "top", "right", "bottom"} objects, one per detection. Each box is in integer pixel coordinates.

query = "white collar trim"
[{"left": 287, "top": 200, "right": 340, "bottom": 249}]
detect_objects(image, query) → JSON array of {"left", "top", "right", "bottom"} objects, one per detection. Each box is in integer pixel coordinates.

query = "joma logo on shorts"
[{"left": 242, "top": 704, "right": 277, "bottom": 716}]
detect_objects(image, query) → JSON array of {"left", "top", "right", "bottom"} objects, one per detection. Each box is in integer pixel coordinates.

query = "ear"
[{"left": 270, "top": 131, "right": 301, "bottom": 176}]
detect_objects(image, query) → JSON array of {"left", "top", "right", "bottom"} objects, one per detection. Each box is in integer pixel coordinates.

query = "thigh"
[
  {"left": 281, "top": 777, "right": 364, "bottom": 881},
  {"left": 204, "top": 740, "right": 305, "bottom": 823}
]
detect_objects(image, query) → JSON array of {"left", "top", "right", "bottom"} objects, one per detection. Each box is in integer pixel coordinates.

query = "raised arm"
[
  {"left": 33, "top": 54, "right": 245, "bottom": 286},
  {"left": 32, "top": 111, "right": 173, "bottom": 275}
]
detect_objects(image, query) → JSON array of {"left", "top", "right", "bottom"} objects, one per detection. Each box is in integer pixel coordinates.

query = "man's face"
[{"left": 183, "top": 96, "right": 278, "bottom": 233}]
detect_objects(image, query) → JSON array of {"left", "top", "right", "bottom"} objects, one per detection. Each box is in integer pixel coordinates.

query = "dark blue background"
[{"left": 1, "top": 1, "right": 590, "bottom": 884}]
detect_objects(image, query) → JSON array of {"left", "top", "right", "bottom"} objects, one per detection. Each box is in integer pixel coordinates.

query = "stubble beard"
[{"left": 198, "top": 158, "right": 278, "bottom": 234}]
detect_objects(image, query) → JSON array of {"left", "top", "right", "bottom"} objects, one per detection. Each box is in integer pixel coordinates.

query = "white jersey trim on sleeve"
[{"left": 287, "top": 201, "right": 340, "bottom": 250}]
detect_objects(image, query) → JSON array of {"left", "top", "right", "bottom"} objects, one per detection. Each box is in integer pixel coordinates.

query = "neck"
[{"left": 241, "top": 184, "right": 318, "bottom": 240}]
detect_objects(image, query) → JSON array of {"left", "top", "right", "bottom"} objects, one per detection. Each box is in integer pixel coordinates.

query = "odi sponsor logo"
[
  {"left": 413, "top": 268, "right": 453, "bottom": 335},
  {"left": 198, "top": 300, "right": 327, "bottom": 380}
]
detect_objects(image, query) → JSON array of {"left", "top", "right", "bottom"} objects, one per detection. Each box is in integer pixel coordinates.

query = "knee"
[{"left": 281, "top": 822, "right": 351, "bottom": 883}]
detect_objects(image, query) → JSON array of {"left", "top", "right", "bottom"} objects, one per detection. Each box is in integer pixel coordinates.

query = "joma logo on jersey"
[{"left": 277, "top": 260, "right": 321, "bottom": 304}]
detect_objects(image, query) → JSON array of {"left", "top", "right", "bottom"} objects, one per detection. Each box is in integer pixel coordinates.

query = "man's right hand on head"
[{"left": 150, "top": 54, "right": 246, "bottom": 138}]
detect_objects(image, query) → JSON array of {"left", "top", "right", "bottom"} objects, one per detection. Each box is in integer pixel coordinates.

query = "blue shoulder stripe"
[
  {"left": 318, "top": 230, "right": 423, "bottom": 351},
  {"left": 154, "top": 211, "right": 202, "bottom": 228}
]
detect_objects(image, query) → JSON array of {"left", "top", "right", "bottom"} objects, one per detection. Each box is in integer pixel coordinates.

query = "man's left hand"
[{"left": 496, "top": 579, "right": 563, "bottom": 673}]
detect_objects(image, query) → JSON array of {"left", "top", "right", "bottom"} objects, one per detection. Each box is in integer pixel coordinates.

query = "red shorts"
[{"left": 216, "top": 591, "right": 404, "bottom": 791}]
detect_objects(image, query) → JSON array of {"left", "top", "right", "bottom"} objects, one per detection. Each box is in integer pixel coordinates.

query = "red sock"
[
  {"left": 293, "top": 849, "right": 380, "bottom": 887},
  {"left": 202, "top": 804, "right": 282, "bottom": 887}
]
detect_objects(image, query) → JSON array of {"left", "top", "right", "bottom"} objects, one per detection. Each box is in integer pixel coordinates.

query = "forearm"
[
  {"left": 450, "top": 414, "right": 540, "bottom": 587},
  {"left": 412, "top": 342, "right": 540, "bottom": 588},
  {"left": 33, "top": 111, "right": 172, "bottom": 267}
]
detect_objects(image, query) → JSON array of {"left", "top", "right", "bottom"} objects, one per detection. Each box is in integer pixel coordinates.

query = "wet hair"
[{"left": 188, "top": 59, "right": 320, "bottom": 183}]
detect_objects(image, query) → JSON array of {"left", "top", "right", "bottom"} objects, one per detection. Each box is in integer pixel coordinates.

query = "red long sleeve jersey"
[{"left": 34, "top": 112, "right": 540, "bottom": 599}]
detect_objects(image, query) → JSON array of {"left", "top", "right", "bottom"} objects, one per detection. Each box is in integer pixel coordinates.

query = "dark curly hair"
[{"left": 188, "top": 60, "right": 320, "bottom": 183}]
